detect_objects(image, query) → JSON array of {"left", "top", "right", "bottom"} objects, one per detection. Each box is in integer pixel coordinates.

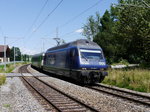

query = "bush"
[
  {"left": 112, "top": 59, "right": 129, "bottom": 66},
  {"left": 103, "top": 69, "right": 150, "bottom": 93}
]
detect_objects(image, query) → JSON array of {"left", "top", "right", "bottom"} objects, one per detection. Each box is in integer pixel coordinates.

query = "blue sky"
[{"left": 0, "top": 0, "right": 118, "bottom": 55}]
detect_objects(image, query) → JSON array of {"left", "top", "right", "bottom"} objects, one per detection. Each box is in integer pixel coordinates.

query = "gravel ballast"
[
  {"left": 39, "top": 76, "right": 150, "bottom": 112},
  {"left": 28, "top": 65, "right": 150, "bottom": 112},
  {"left": 0, "top": 77, "right": 47, "bottom": 112}
]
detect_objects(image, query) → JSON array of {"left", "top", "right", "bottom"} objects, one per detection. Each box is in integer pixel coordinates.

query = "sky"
[{"left": 0, "top": 0, "right": 118, "bottom": 55}]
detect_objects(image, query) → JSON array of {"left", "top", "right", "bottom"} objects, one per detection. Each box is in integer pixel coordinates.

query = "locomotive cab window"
[{"left": 79, "top": 49, "right": 104, "bottom": 65}]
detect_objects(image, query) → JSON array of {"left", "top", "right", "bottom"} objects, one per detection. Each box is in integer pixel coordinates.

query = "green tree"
[
  {"left": 94, "top": 10, "right": 118, "bottom": 63},
  {"left": 82, "top": 10, "right": 120, "bottom": 63},
  {"left": 116, "top": 0, "right": 150, "bottom": 64},
  {"left": 22, "top": 54, "right": 31, "bottom": 62},
  {"left": 10, "top": 47, "right": 21, "bottom": 61},
  {"left": 82, "top": 12, "right": 101, "bottom": 40},
  {"left": 82, "top": 0, "right": 150, "bottom": 66}
]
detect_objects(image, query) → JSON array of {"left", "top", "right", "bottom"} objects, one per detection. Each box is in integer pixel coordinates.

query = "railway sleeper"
[
  {"left": 56, "top": 103, "right": 80, "bottom": 106},
  {"left": 59, "top": 106, "right": 86, "bottom": 111}
]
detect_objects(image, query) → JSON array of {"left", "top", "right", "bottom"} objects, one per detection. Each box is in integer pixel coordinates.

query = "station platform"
[{"left": 0, "top": 73, "right": 48, "bottom": 77}]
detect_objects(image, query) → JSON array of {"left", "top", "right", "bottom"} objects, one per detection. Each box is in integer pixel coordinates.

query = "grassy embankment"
[
  {"left": 103, "top": 69, "right": 150, "bottom": 93},
  {"left": 0, "top": 62, "right": 30, "bottom": 85}
]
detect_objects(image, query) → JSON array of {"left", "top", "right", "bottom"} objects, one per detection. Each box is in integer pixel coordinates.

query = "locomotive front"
[{"left": 75, "top": 41, "right": 108, "bottom": 84}]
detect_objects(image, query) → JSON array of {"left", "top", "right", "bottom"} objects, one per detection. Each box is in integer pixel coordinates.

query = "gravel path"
[
  {"left": 39, "top": 76, "right": 150, "bottom": 112},
  {"left": 0, "top": 77, "right": 47, "bottom": 112}
]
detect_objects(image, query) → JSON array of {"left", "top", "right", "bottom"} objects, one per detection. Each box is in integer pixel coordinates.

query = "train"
[{"left": 31, "top": 39, "right": 108, "bottom": 84}]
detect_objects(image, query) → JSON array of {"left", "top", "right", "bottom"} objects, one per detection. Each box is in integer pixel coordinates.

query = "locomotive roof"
[{"left": 47, "top": 39, "right": 101, "bottom": 52}]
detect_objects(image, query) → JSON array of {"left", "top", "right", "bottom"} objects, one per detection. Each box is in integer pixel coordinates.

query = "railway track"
[
  {"left": 19, "top": 65, "right": 98, "bottom": 112},
  {"left": 87, "top": 84, "right": 150, "bottom": 107}
]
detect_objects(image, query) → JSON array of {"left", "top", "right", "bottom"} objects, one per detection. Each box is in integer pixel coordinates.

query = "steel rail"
[
  {"left": 19, "top": 65, "right": 99, "bottom": 112},
  {"left": 19, "top": 65, "right": 60, "bottom": 111},
  {"left": 87, "top": 84, "right": 150, "bottom": 107}
]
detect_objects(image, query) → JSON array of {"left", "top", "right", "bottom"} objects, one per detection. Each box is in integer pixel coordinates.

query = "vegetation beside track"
[
  {"left": 102, "top": 69, "right": 150, "bottom": 93},
  {"left": 0, "top": 74, "right": 6, "bottom": 86},
  {"left": 0, "top": 62, "right": 30, "bottom": 73}
]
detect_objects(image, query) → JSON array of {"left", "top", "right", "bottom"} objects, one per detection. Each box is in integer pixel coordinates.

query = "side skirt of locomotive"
[{"left": 43, "top": 65, "right": 108, "bottom": 84}]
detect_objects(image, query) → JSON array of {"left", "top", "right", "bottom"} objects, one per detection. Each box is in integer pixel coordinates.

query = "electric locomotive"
[{"left": 42, "top": 39, "right": 108, "bottom": 84}]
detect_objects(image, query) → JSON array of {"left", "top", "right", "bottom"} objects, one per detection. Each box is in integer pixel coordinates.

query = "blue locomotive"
[{"left": 31, "top": 39, "right": 108, "bottom": 84}]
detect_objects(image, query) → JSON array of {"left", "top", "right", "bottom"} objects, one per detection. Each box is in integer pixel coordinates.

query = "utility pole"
[
  {"left": 41, "top": 38, "right": 47, "bottom": 52},
  {"left": 4, "top": 36, "right": 8, "bottom": 71},
  {"left": 53, "top": 27, "right": 60, "bottom": 46},
  {"left": 14, "top": 47, "right": 16, "bottom": 66}
]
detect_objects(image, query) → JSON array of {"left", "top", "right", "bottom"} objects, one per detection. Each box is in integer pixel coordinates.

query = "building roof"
[{"left": 0, "top": 45, "right": 10, "bottom": 52}]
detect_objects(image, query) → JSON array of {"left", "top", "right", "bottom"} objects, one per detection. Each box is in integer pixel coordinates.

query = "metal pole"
[
  {"left": 20, "top": 53, "right": 22, "bottom": 61},
  {"left": 53, "top": 27, "right": 61, "bottom": 46},
  {"left": 4, "top": 36, "right": 7, "bottom": 71},
  {"left": 14, "top": 47, "right": 16, "bottom": 66},
  {"left": 41, "top": 38, "right": 46, "bottom": 52}
]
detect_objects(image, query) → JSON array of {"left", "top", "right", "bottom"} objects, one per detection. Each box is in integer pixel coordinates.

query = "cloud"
[{"left": 75, "top": 28, "right": 83, "bottom": 33}]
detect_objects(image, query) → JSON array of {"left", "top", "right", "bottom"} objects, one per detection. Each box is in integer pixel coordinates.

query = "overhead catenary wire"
[
  {"left": 59, "top": 0, "right": 102, "bottom": 28},
  {"left": 25, "top": 0, "right": 101, "bottom": 54},
  {"left": 23, "top": 0, "right": 63, "bottom": 54},
  {"left": 60, "top": 28, "right": 81, "bottom": 38},
  {"left": 24, "top": 0, "right": 63, "bottom": 46},
  {"left": 32, "top": 0, "right": 64, "bottom": 34},
  {"left": 48, "top": 0, "right": 102, "bottom": 41},
  {"left": 23, "top": 0, "right": 49, "bottom": 39},
  {"left": 9, "top": 0, "right": 49, "bottom": 55},
  {"left": 45, "top": 0, "right": 102, "bottom": 37},
  {"left": 28, "top": 0, "right": 100, "bottom": 38},
  {"left": 7, "top": 37, "right": 23, "bottom": 45}
]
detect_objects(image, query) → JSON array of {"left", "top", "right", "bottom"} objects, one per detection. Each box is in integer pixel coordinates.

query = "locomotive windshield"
[{"left": 80, "top": 49, "right": 105, "bottom": 65}]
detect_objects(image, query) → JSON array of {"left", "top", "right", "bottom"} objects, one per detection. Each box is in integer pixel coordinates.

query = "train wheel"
[{"left": 80, "top": 75, "right": 91, "bottom": 85}]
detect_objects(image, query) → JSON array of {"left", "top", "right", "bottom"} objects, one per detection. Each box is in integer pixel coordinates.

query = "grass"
[
  {"left": 0, "top": 64, "right": 14, "bottom": 73},
  {"left": 3, "top": 104, "right": 10, "bottom": 108},
  {"left": 0, "top": 62, "right": 30, "bottom": 73},
  {"left": 0, "top": 74, "right": 6, "bottom": 86},
  {"left": 102, "top": 68, "right": 150, "bottom": 93},
  {"left": 0, "top": 62, "right": 29, "bottom": 85}
]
